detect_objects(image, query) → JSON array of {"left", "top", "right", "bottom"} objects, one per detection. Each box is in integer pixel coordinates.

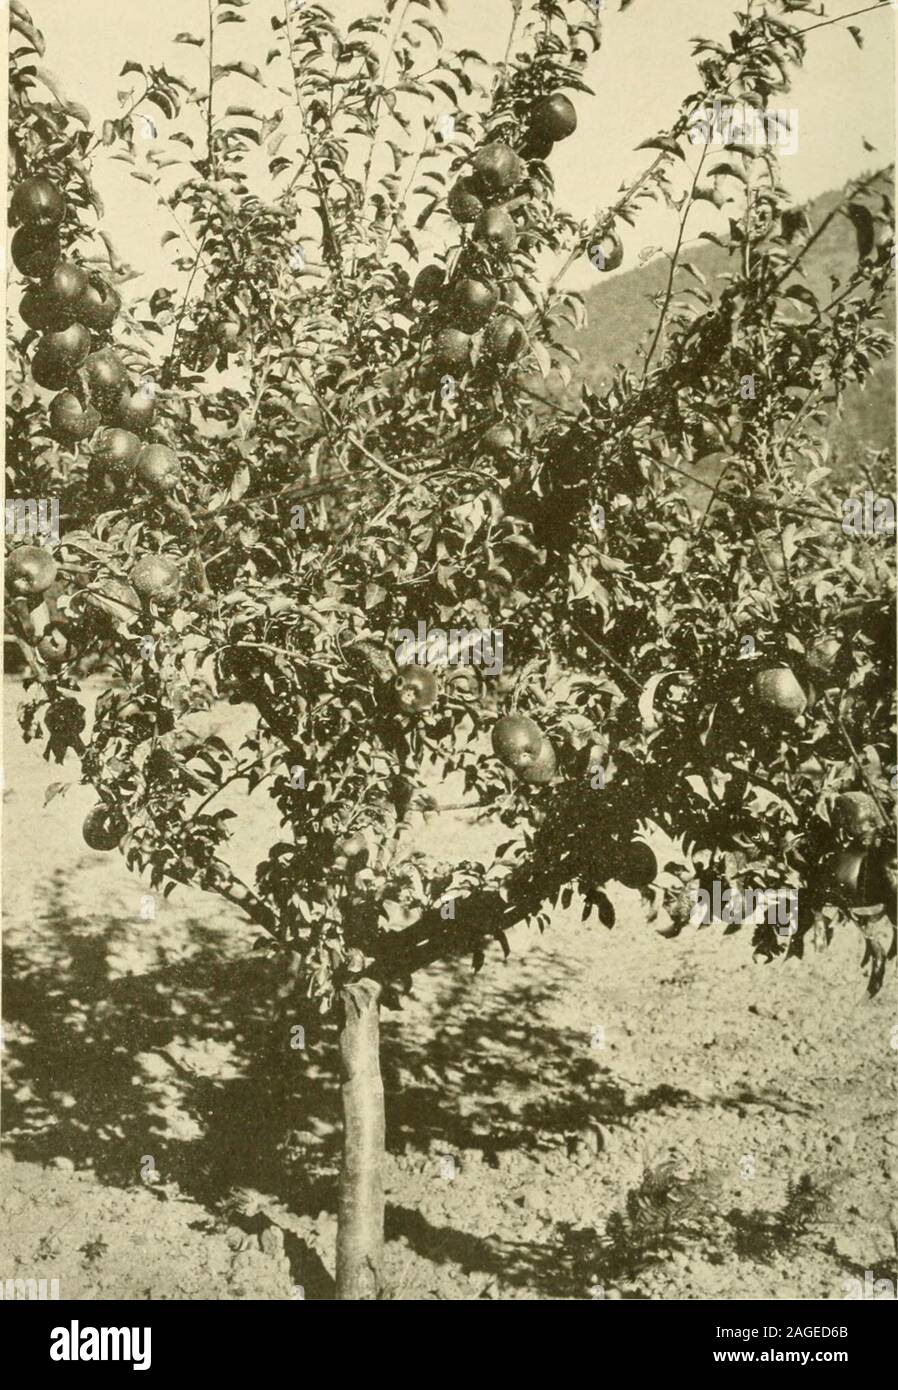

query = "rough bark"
[{"left": 336, "top": 977, "right": 385, "bottom": 1300}]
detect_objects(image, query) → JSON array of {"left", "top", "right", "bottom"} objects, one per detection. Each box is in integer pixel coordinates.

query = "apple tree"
[{"left": 5, "top": 0, "right": 895, "bottom": 1297}]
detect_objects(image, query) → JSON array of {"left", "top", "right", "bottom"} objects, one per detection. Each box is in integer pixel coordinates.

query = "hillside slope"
[{"left": 554, "top": 183, "right": 895, "bottom": 471}]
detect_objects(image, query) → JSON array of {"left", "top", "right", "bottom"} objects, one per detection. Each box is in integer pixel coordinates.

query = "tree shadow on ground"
[{"left": 3, "top": 878, "right": 797, "bottom": 1298}]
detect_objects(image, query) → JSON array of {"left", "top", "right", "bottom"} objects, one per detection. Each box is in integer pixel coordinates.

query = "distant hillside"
[{"left": 553, "top": 184, "right": 895, "bottom": 474}]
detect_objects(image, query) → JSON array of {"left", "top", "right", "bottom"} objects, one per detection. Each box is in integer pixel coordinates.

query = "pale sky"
[{"left": 25, "top": 1, "right": 897, "bottom": 297}]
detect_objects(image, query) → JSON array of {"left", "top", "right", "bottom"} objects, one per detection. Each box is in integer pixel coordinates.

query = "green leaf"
[
  {"left": 636, "top": 134, "right": 685, "bottom": 160},
  {"left": 708, "top": 161, "right": 748, "bottom": 183},
  {"left": 781, "top": 283, "right": 817, "bottom": 309},
  {"left": 846, "top": 202, "right": 875, "bottom": 259},
  {"left": 595, "top": 892, "right": 615, "bottom": 927},
  {"left": 365, "top": 583, "right": 387, "bottom": 609},
  {"left": 214, "top": 60, "right": 264, "bottom": 85},
  {"left": 231, "top": 465, "right": 252, "bottom": 501}
]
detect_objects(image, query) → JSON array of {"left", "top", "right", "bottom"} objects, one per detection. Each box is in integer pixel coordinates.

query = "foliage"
[
  {"left": 730, "top": 1171, "right": 833, "bottom": 1262},
  {"left": 600, "top": 1154, "right": 726, "bottom": 1276},
  {"left": 6, "top": 0, "right": 896, "bottom": 1019}
]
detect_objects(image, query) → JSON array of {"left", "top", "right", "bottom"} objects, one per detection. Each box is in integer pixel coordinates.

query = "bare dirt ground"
[{"left": 2, "top": 679, "right": 896, "bottom": 1300}]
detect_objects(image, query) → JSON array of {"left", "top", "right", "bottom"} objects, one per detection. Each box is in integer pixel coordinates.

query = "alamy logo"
[
  {"left": 5, "top": 497, "right": 60, "bottom": 544},
  {"left": 50, "top": 1321, "right": 152, "bottom": 1371},
  {"left": 0, "top": 1277, "right": 60, "bottom": 1300},
  {"left": 690, "top": 884, "right": 798, "bottom": 935},
  {"left": 688, "top": 98, "right": 798, "bottom": 156},
  {"left": 395, "top": 621, "right": 504, "bottom": 676},
  {"left": 841, "top": 1270, "right": 896, "bottom": 1300},
  {"left": 841, "top": 491, "right": 895, "bottom": 535}
]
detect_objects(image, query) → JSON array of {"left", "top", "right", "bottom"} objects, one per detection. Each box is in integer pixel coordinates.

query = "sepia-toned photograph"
[{"left": 2, "top": 0, "right": 896, "bottom": 1321}]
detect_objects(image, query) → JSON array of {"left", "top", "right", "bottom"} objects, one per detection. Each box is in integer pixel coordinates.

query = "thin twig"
[
  {"left": 299, "top": 370, "right": 412, "bottom": 485},
  {"left": 207, "top": 0, "right": 217, "bottom": 178},
  {"left": 836, "top": 713, "right": 892, "bottom": 826},
  {"left": 799, "top": 2, "right": 891, "bottom": 35},
  {"left": 642, "top": 144, "right": 709, "bottom": 379},
  {"left": 533, "top": 151, "right": 668, "bottom": 323},
  {"left": 570, "top": 617, "right": 644, "bottom": 695}
]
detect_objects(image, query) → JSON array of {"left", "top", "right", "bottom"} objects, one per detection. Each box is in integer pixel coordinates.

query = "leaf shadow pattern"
[{"left": 2, "top": 875, "right": 821, "bottom": 1298}]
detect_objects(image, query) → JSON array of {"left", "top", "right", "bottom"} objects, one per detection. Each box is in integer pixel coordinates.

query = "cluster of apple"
[
  {"left": 410, "top": 91, "right": 608, "bottom": 461},
  {"left": 6, "top": 174, "right": 186, "bottom": 664},
  {"left": 412, "top": 137, "right": 528, "bottom": 387},
  {"left": 740, "top": 657, "right": 894, "bottom": 910},
  {"left": 490, "top": 715, "right": 658, "bottom": 888},
  {"left": 828, "top": 791, "right": 895, "bottom": 910},
  {"left": 390, "top": 664, "right": 560, "bottom": 795},
  {"left": 399, "top": 101, "right": 592, "bottom": 782}
]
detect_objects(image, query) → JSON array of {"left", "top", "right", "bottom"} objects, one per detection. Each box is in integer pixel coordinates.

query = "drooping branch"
[{"left": 372, "top": 886, "right": 548, "bottom": 982}]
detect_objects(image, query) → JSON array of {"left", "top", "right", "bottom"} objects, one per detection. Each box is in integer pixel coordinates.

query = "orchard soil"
[{"left": 2, "top": 680, "right": 895, "bottom": 1301}]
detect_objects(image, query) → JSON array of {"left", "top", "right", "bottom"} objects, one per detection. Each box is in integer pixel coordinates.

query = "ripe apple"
[
  {"left": 449, "top": 276, "right": 498, "bottom": 332},
  {"left": 492, "top": 713, "right": 545, "bottom": 771},
  {"left": 37, "top": 624, "right": 72, "bottom": 666},
  {"left": 31, "top": 342, "right": 75, "bottom": 391},
  {"left": 828, "top": 846, "right": 874, "bottom": 904},
  {"left": 447, "top": 176, "right": 484, "bottom": 223},
  {"left": 751, "top": 666, "right": 807, "bottom": 719},
  {"left": 136, "top": 444, "right": 182, "bottom": 494},
  {"left": 83, "top": 348, "right": 129, "bottom": 407},
  {"left": 480, "top": 423, "right": 515, "bottom": 456},
  {"left": 75, "top": 275, "right": 120, "bottom": 332},
  {"left": 833, "top": 791, "right": 881, "bottom": 846},
  {"left": 11, "top": 227, "right": 61, "bottom": 279},
  {"left": 872, "top": 843, "right": 898, "bottom": 919},
  {"left": 517, "top": 737, "right": 557, "bottom": 784},
  {"left": 471, "top": 142, "right": 524, "bottom": 197},
  {"left": 49, "top": 390, "right": 100, "bottom": 444},
  {"left": 82, "top": 805, "right": 127, "bottom": 852},
  {"left": 43, "top": 260, "right": 90, "bottom": 319},
  {"left": 393, "top": 665, "right": 438, "bottom": 714},
  {"left": 93, "top": 427, "right": 141, "bottom": 481},
  {"left": 431, "top": 327, "right": 472, "bottom": 374},
  {"left": 617, "top": 841, "right": 659, "bottom": 890},
  {"left": 413, "top": 265, "right": 445, "bottom": 301},
  {"left": 40, "top": 323, "right": 92, "bottom": 371},
  {"left": 593, "top": 230, "right": 624, "bottom": 272},
  {"left": 531, "top": 93, "right": 577, "bottom": 142},
  {"left": 19, "top": 287, "right": 63, "bottom": 332},
  {"left": 6, "top": 545, "right": 58, "bottom": 597},
  {"left": 130, "top": 554, "right": 181, "bottom": 602},
  {"left": 483, "top": 314, "right": 527, "bottom": 363},
  {"left": 112, "top": 384, "right": 157, "bottom": 434},
  {"left": 473, "top": 206, "right": 517, "bottom": 254},
  {"left": 10, "top": 175, "right": 67, "bottom": 230}
]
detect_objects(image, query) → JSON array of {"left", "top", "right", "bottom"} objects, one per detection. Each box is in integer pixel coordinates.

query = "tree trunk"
[{"left": 336, "top": 978, "right": 385, "bottom": 1299}]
